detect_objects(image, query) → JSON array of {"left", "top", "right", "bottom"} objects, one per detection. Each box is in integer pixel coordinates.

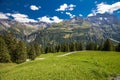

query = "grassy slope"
[{"left": 0, "top": 51, "right": 120, "bottom": 80}]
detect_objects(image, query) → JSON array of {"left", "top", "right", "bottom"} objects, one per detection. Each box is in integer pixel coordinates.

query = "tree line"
[
  {"left": 44, "top": 39, "right": 120, "bottom": 53},
  {"left": 0, "top": 34, "right": 120, "bottom": 63},
  {"left": 0, "top": 34, "right": 42, "bottom": 63}
]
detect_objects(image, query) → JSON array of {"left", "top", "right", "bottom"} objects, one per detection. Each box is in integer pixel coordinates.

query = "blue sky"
[{"left": 0, "top": 0, "right": 120, "bottom": 23}]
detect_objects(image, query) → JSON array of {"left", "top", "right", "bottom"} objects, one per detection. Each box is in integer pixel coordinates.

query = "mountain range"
[{"left": 0, "top": 13, "right": 120, "bottom": 46}]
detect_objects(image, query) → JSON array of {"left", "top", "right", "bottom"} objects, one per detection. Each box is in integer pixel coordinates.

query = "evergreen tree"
[
  {"left": 116, "top": 43, "right": 120, "bottom": 52},
  {"left": 45, "top": 46, "right": 49, "bottom": 53},
  {"left": 3, "top": 34, "right": 18, "bottom": 62},
  {"left": 74, "top": 42, "right": 83, "bottom": 51},
  {"left": 55, "top": 44, "right": 60, "bottom": 52},
  {"left": 0, "top": 36, "right": 11, "bottom": 63},
  {"left": 74, "top": 42, "right": 78, "bottom": 51},
  {"left": 34, "top": 43, "right": 41, "bottom": 56},
  {"left": 60, "top": 44, "right": 66, "bottom": 52},
  {"left": 51, "top": 46, "right": 56, "bottom": 53},
  {"left": 66, "top": 43, "right": 70, "bottom": 52},
  {"left": 15, "top": 41, "right": 27, "bottom": 63},
  {"left": 86, "top": 42, "right": 97, "bottom": 50},
  {"left": 27, "top": 45, "right": 36, "bottom": 60},
  {"left": 69, "top": 42, "right": 74, "bottom": 51},
  {"left": 78, "top": 42, "right": 83, "bottom": 51},
  {"left": 102, "top": 39, "right": 113, "bottom": 51}
]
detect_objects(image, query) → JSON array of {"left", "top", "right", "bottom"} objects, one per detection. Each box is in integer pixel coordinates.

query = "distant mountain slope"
[
  {"left": 0, "top": 13, "right": 120, "bottom": 46},
  {"left": 34, "top": 14, "right": 120, "bottom": 46}
]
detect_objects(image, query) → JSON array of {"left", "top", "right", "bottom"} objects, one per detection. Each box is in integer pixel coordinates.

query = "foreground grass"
[{"left": 0, "top": 51, "right": 120, "bottom": 80}]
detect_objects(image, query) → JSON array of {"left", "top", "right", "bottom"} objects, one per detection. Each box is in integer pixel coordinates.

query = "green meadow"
[{"left": 0, "top": 51, "right": 120, "bottom": 80}]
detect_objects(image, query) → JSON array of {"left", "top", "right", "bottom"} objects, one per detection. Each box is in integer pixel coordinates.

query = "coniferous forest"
[{"left": 0, "top": 33, "right": 120, "bottom": 63}]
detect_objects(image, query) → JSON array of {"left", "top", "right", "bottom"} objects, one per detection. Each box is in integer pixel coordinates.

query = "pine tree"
[
  {"left": 66, "top": 43, "right": 70, "bottom": 52},
  {"left": 3, "top": 34, "right": 18, "bottom": 62},
  {"left": 74, "top": 42, "right": 78, "bottom": 51},
  {"left": 34, "top": 43, "right": 41, "bottom": 56},
  {"left": 27, "top": 45, "right": 36, "bottom": 60},
  {"left": 86, "top": 42, "right": 97, "bottom": 50},
  {"left": 102, "top": 39, "right": 113, "bottom": 51},
  {"left": 116, "top": 43, "right": 120, "bottom": 52},
  {"left": 78, "top": 42, "right": 83, "bottom": 51},
  {"left": 69, "top": 42, "right": 74, "bottom": 51},
  {"left": 15, "top": 41, "right": 27, "bottom": 63},
  {"left": 60, "top": 44, "right": 66, "bottom": 52},
  {"left": 45, "top": 46, "right": 49, "bottom": 53},
  {"left": 55, "top": 44, "right": 60, "bottom": 52},
  {"left": 0, "top": 36, "right": 11, "bottom": 63}
]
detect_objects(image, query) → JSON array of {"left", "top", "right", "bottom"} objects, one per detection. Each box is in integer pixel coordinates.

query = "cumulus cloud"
[
  {"left": 66, "top": 12, "right": 75, "bottom": 18},
  {"left": 38, "top": 16, "right": 63, "bottom": 23},
  {"left": 38, "top": 16, "right": 52, "bottom": 23},
  {"left": 30, "top": 5, "right": 41, "bottom": 11},
  {"left": 0, "top": 12, "right": 9, "bottom": 19},
  {"left": 52, "top": 16, "right": 63, "bottom": 23},
  {"left": 96, "top": 2, "right": 120, "bottom": 14},
  {"left": 56, "top": 4, "right": 68, "bottom": 11},
  {"left": 0, "top": 12, "right": 62, "bottom": 23},
  {"left": 87, "top": 2, "right": 120, "bottom": 17},
  {"left": 11, "top": 13, "right": 37, "bottom": 23},
  {"left": 56, "top": 3, "right": 76, "bottom": 11}
]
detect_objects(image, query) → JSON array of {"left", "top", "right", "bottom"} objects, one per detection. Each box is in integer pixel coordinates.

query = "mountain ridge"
[{"left": 0, "top": 13, "right": 120, "bottom": 46}]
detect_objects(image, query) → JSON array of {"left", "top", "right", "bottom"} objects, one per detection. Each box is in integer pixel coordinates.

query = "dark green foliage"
[
  {"left": 69, "top": 42, "right": 75, "bottom": 52},
  {"left": 15, "top": 41, "right": 27, "bottom": 63},
  {"left": 44, "top": 41, "right": 83, "bottom": 53},
  {"left": 116, "top": 43, "right": 120, "bottom": 52},
  {"left": 0, "top": 34, "right": 43, "bottom": 63},
  {"left": 60, "top": 43, "right": 68, "bottom": 52},
  {"left": 34, "top": 43, "right": 42, "bottom": 56},
  {"left": 45, "top": 46, "right": 56, "bottom": 53},
  {"left": 3, "top": 34, "right": 18, "bottom": 62},
  {"left": 0, "top": 36, "right": 11, "bottom": 63},
  {"left": 27, "top": 45, "right": 36, "bottom": 60},
  {"left": 55, "top": 45, "right": 60, "bottom": 52},
  {"left": 74, "top": 42, "right": 83, "bottom": 51},
  {"left": 86, "top": 42, "right": 98, "bottom": 50},
  {"left": 102, "top": 39, "right": 113, "bottom": 51}
]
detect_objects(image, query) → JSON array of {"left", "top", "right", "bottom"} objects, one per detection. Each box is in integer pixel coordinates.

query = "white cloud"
[
  {"left": 30, "top": 5, "right": 41, "bottom": 11},
  {"left": 0, "top": 12, "right": 9, "bottom": 19},
  {"left": 87, "top": 2, "right": 120, "bottom": 17},
  {"left": 69, "top": 4, "right": 76, "bottom": 11},
  {"left": 38, "top": 16, "right": 52, "bottom": 23},
  {"left": 11, "top": 13, "right": 37, "bottom": 23},
  {"left": 52, "top": 16, "right": 63, "bottom": 23},
  {"left": 56, "top": 3, "right": 76, "bottom": 11},
  {"left": 56, "top": 4, "right": 68, "bottom": 11},
  {"left": 6, "top": 13, "right": 11, "bottom": 16},
  {"left": 0, "top": 12, "right": 62, "bottom": 23},
  {"left": 38, "top": 16, "right": 63, "bottom": 23},
  {"left": 66, "top": 12, "right": 75, "bottom": 18},
  {"left": 96, "top": 2, "right": 120, "bottom": 14},
  {"left": 87, "top": 13, "right": 94, "bottom": 17},
  {"left": 79, "top": 14, "right": 83, "bottom": 17},
  {"left": 87, "top": 10, "right": 97, "bottom": 17}
]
